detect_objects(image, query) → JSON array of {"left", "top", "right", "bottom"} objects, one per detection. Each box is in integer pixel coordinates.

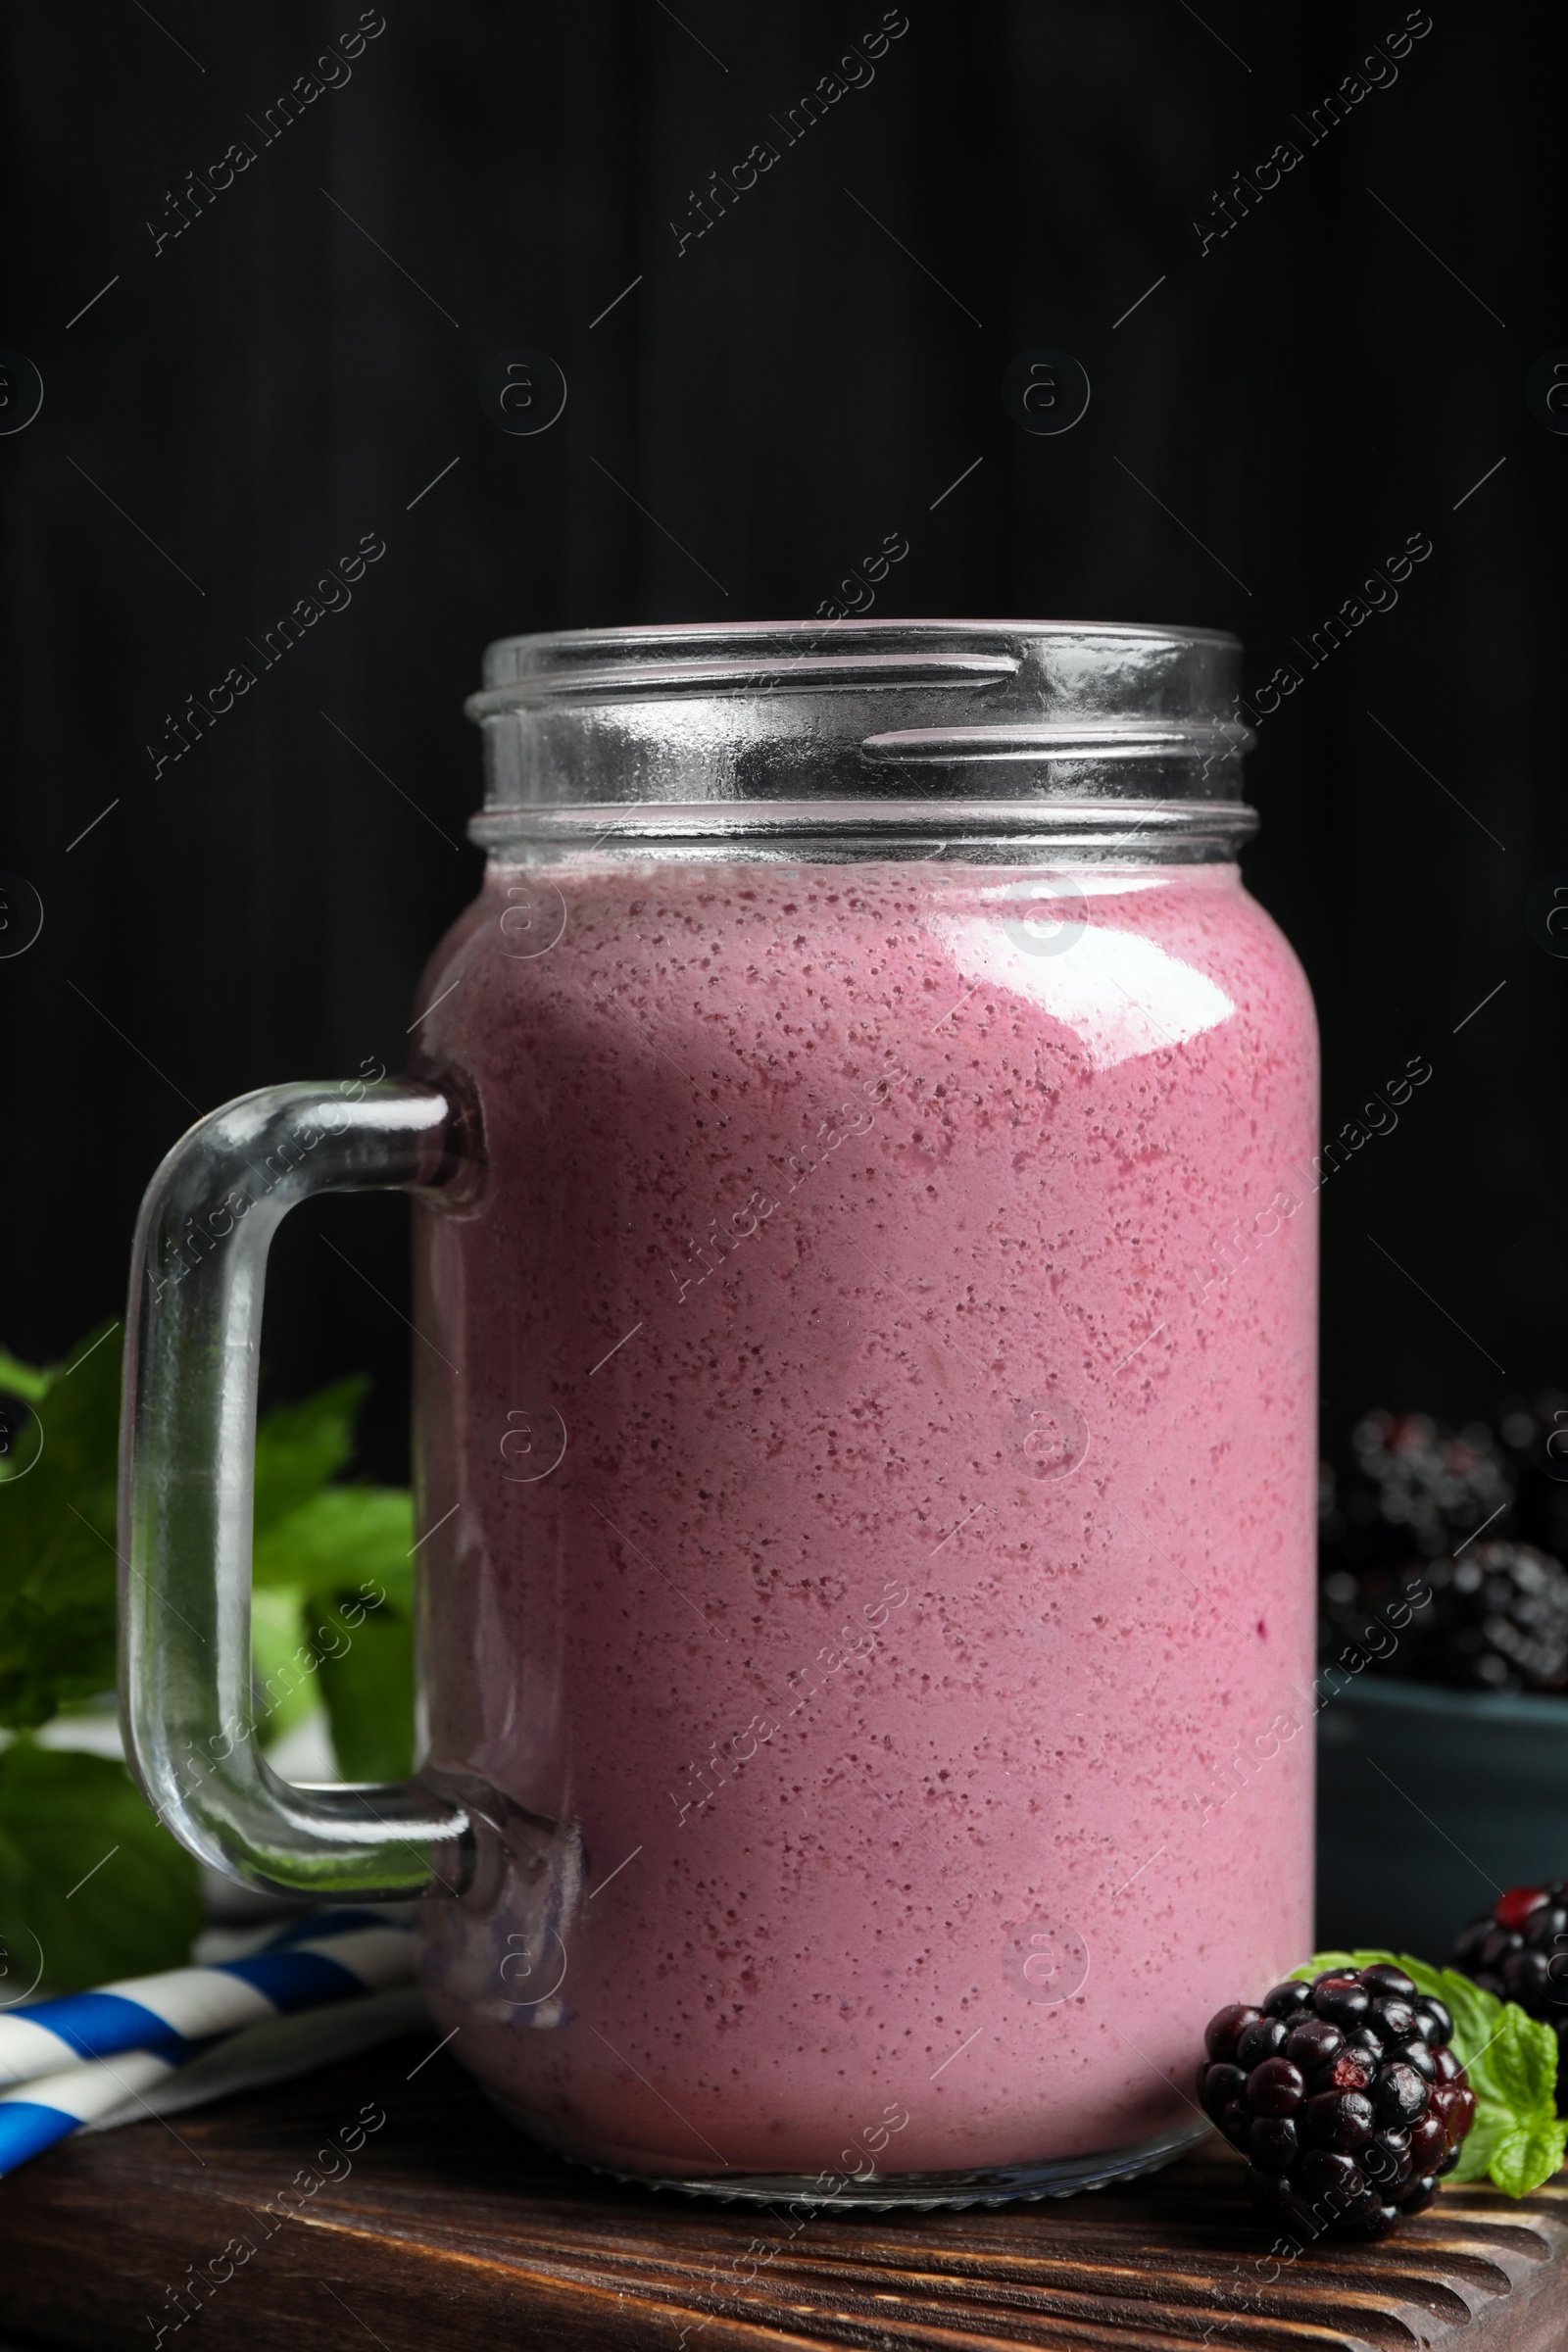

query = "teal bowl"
[{"left": 1316, "top": 1678, "right": 1568, "bottom": 1956}]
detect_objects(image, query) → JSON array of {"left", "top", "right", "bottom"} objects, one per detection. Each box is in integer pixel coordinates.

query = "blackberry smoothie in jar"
[{"left": 122, "top": 620, "right": 1318, "bottom": 2208}]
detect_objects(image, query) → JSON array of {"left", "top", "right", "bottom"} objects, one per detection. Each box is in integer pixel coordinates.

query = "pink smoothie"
[{"left": 411, "top": 855, "right": 1318, "bottom": 2180}]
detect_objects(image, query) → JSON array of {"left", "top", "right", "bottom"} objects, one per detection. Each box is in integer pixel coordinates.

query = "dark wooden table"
[{"left": 1, "top": 2034, "right": 1564, "bottom": 2351}]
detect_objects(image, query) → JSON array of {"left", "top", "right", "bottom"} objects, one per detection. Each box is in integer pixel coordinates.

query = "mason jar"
[{"left": 122, "top": 619, "right": 1318, "bottom": 2209}]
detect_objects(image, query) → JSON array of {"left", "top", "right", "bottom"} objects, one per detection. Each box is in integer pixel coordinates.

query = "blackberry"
[
  {"left": 1323, "top": 1411, "right": 1511, "bottom": 1567},
  {"left": 1434, "top": 1542, "right": 1568, "bottom": 1692},
  {"left": 1494, "top": 1395, "right": 1568, "bottom": 1563},
  {"left": 1200, "top": 1965, "right": 1476, "bottom": 2241},
  {"left": 1453, "top": 1882, "right": 1568, "bottom": 2109}
]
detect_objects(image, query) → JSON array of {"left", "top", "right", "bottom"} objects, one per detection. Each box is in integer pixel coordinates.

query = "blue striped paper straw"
[
  {"left": 0, "top": 2045, "right": 196, "bottom": 2171},
  {"left": 0, "top": 1912, "right": 413, "bottom": 2090}
]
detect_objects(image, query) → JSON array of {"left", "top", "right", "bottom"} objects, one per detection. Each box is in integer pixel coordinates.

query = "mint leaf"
[
  {"left": 253, "top": 1375, "right": 368, "bottom": 1535},
  {"left": 250, "top": 1585, "right": 323, "bottom": 1741},
  {"left": 0, "top": 1350, "right": 49, "bottom": 1408},
  {"left": 1492, "top": 2114, "right": 1568, "bottom": 2198},
  {"left": 252, "top": 1485, "right": 416, "bottom": 1777},
  {"left": 1429, "top": 1970, "right": 1506, "bottom": 2071},
  {"left": 0, "top": 1323, "right": 122, "bottom": 1725},
  {"left": 0, "top": 1741, "right": 201, "bottom": 1990},
  {"left": 1, "top": 1328, "right": 413, "bottom": 1985},
  {"left": 249, "top": 1577, "right": 414, "bottom": 1780},
  {"left": 253, "top": 1484, "right": 413, "bottom": 1605},
  {"left": 1471, "top": 1999, "right": 1558, "bottom": 2117},
  {"left": 1449, "top": 2105, "right": 1510, "bottom": 2182},
  {"left": 316, "top": 1589, "right": 415, "bottom": 1782},
  {"left": 254, "top": 1477, "right": 416, "bottom": 1779}
]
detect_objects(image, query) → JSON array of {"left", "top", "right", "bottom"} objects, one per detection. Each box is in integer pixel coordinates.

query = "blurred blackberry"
[
  {"left": 1319, "top": 1402, "right": 1568, "bottom": 1694},
  {"left": 1493, "top": 1393, "right": 1568, "bottom": 1561},
  {"left": 1321, "top": 1411, "right": 1512, "bottom": 1569},
  {"left": 1452, "top": 1883, "right": 1568, "bottom": 2110},
  {"left": 1426, "top": 1542, "right": 1568, "bottom": 1692},
  {"left": 1318, "top": 1555, "right": 1441, "bottom": 1684}
]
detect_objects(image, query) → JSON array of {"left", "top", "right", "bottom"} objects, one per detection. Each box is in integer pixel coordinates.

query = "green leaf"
[
  {"left": 251, "top": 1485, "right": 416, "bottom": 1773},
  {"left": 250, "top": 1585, "right": 320, "bottom": 1741},
  {"left": 0, "top": 1741, "right": 201, "bottom": 1990},
  {"left": 250, "top": 1487, "right": 416, "bottom": 1773},
  {"left": 1449, "top": 2105, "right": 1511, "bottom": 2182},
  {"left": 1491, "top": 2113, "right": 1568, "bottom": 2198},
  {"left": 0, "top": 1350, "right": 49, "bottom": 1408},
  {"left": 1, "top": 1327, "right": 412, "bottom": 1983},
  {"left": 0, "top": 1323, "right": 122, "bottom": 1725},
  {"left": 252, "top": 1376, "right": 368, "bottom": 1535},
  {"left": 1476, "top": 2000, "right": 1560, "bottom": 2118},
  {"left": 316, "top": 1590, "right": 415, "bottom": 1782},
  {"left": 1428, "top": 1971, "right": 1506, "bottom": 2074},
  {"left": 252, "top": 1484, "right": 413, "bottom": 1607}
]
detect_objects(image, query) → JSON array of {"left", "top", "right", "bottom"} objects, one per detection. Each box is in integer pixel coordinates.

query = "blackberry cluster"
[
  {"left": 1321, "top": 1410, "right": 1510, "bottom": 1565},
  {"left": 1319, "top": 1399, "right": 1568, "bottom": 1693},
  {"left": 1200, "top": 1965, "right": 1476, "bottom": 2240},
  {"left": 1453, "top": 1883, "right": 1568, "bottom": 2108}
]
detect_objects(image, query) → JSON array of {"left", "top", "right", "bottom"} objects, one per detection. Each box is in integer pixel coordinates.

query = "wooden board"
[{"left": 1, "top": 2034, "right": 1565, "bottom": 2352}]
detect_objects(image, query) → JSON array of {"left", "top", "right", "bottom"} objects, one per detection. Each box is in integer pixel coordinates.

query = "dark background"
[{"left": 2, "top": 0, "right": 1561, "bottom": 1482}]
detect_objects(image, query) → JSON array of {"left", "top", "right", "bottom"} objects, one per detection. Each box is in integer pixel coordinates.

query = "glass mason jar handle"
[{"left": 120, "top": 1079, "right": 474, "bottom": 1900}]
